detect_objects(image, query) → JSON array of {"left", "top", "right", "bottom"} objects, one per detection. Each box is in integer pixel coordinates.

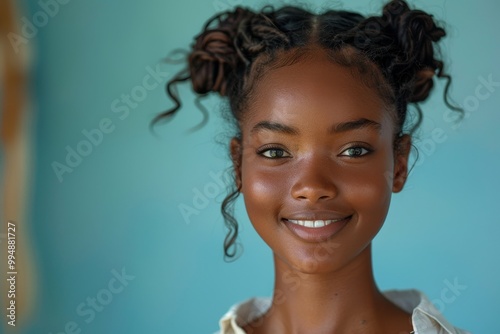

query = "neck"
[{"left": 245, "top": 245, "right": 409, "bottom": 334}]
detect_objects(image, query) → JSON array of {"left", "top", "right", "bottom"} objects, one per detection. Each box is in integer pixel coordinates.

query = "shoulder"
[
  {"left": 216, "top": 296, "right": 271, "bottom": 334},
  {"left": 383, "top": 289, "right": 471, "bottom": 334},
  {"left": 215, "top": 290, "right": 471, "bottom": 334}
]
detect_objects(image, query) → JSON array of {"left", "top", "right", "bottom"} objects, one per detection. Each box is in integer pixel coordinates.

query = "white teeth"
[
  {"left": 314, "top": 220, "right": 325, "bottom": 228},
  {"left": 286, "top": 218, "right": 345, "bottom": 229}
]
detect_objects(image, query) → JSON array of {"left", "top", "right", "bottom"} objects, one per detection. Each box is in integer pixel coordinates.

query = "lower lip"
[{"left": 282, "top": 216, "right": 351, "bottom": 243}]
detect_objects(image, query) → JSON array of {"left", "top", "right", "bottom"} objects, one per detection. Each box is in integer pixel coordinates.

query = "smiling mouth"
[
  {"left": 281, "top": 216, "right": 352, "bottom": 242},
  {"left": 283, "top": 218, "right": 347, "bottom": 228}
]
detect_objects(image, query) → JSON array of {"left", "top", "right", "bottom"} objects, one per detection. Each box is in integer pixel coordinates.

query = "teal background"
[{"left": 10, "top": 0, "right": 500, "bottom": 333}]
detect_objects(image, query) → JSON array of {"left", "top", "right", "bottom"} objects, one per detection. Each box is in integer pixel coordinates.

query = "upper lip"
[{"left": 282, "top": 210, "right": 352, "bottom": 221}]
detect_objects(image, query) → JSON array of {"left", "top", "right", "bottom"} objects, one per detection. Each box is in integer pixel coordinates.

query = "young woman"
[{"left": 155, "top": 1, "right": 469, "bottom": 333}]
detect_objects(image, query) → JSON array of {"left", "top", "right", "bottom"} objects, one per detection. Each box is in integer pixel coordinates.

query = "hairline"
[{"left": 236, "top": 44, "right": 399, "bottom": 136}]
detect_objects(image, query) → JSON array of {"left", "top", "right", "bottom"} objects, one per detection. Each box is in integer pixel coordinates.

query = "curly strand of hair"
[
  {"left": 221, "top": 178, "right": 243, "bottom": 261},
  {"left": 436, "top": 70, "right": 464, "bottom": 113},
  {"left": 183, "top": 96, "right": 210, "bottom": 134},
  {"left": 150, "top": 69, "right": 190, "bottom": 127}
]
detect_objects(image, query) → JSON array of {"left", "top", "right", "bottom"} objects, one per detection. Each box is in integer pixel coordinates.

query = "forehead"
[{"left": 242, "top": 48, "right": 393, "bottom": 134}]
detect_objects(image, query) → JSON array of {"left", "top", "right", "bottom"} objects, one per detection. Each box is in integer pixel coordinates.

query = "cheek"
[
  {"left": 342, "top": 158, "right": 394, "bottom": 228},
  {"left": 241, "top": 167, "right": 286, "bottom": 231}
]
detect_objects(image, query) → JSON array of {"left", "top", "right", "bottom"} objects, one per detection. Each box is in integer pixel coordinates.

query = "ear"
[
  {"left": 229, "top": 137, "right": 243, "bottom": 192},
  {"left": 392, "top": 134, "right": 412, "bottom": 193}
]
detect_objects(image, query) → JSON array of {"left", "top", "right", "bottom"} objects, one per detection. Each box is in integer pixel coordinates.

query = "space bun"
[
  {"left": 188, "top": 7, "right": 254, "bottom": 96},
  {"left": 380, "top": 0, "right": 446, "bottom": 102}
]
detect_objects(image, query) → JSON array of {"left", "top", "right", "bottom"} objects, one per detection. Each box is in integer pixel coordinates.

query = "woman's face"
[{"left": 230, "top": 48, "right": 411, "bottom": 274}]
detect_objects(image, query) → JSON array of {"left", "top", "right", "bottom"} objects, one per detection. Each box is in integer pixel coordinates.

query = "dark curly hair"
[{"left": 153, "top": 0, "right": 462, "bottom": 261}]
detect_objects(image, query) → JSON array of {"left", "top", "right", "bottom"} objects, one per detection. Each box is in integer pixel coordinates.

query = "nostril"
[
  {"left": 291, "top": 179, "right": 338, "bottom": 202},
  {"left": 295, "top": 193, "right": 334, "bottom": 202}
]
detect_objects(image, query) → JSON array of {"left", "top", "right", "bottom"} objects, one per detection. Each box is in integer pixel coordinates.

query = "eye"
[
  {"left": 340, "top": 146, "right": 372, "bottom": 157},
  {"left": 257, "top": 146, "right": 291, "bottom": 159}
]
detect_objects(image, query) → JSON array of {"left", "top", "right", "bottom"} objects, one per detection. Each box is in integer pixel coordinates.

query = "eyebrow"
[
  {"left": 250, "top": 121, "right": 299, "bottom": 136},
  {"left": 334, "top": 118, "right": 382, "bottom": 133},
  {"left": 250, "top": 118, "right": 382, "bottom": 136}
]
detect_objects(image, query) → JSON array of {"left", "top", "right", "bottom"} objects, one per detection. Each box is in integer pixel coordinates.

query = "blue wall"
[{"left": 18, "top": 0, "right": 499, "bottom": 332}]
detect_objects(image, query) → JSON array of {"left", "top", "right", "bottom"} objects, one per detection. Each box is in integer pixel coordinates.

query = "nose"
[{"left": 290, "top": 156, "right": 338, "bottom": 203}]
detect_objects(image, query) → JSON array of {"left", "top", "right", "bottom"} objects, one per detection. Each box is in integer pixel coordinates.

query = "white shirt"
[{"left": 214, "top": 289, "right": 470, "bottom": 334}]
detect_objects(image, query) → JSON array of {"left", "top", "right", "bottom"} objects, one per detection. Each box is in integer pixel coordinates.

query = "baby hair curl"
[{"left": 154, "top": 0, "right": 463, "bottom": 261}]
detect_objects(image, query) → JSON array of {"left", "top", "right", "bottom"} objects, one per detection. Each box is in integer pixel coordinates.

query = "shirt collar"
[
  {"left": 384, "top": 289, "right": 459, "bottom": 333},
  {"left": 218, "top": 289, "right": 460, "bottom": 334}
]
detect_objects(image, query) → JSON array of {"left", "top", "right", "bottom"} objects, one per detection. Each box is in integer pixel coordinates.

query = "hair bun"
[
  {"left": 382, "top": 0, "right": 446, "bottom": 102},
  {"left": 188, "top": 7, "right": 254, "bottom": 96}
]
